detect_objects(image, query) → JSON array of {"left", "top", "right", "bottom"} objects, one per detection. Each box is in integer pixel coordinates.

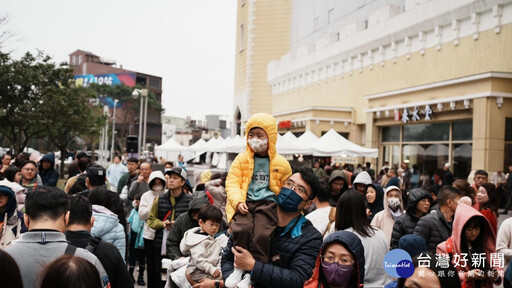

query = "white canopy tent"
[
  {"left": 276, "top": 134, "right": 312, "bottom": 155},
  {"left": 224, "top": 135, "right": 245, "bottom": 153},
  {"left": 154, "top": 138, "right": 194, "bottom": 163},
  {"left": 282, "top": 131, "right": 298, "bottom": 142},
  {"left": 313, "top": 129, "right": 378, "bottom": 158},
  {"left": 296, "top": 131, "right": 320, "bottom": 151}
]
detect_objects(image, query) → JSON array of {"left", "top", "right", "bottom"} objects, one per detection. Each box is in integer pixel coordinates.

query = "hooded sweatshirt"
[
  {"left": 225, "top": 113, "right": 292, "bottom": 222},
  {"left": 91, "top": 204, "right": 126, "bottom": 260},
  {"left": 352, "top": 172, "right": 372, "bottom": 187},
  {"left": 437, "top": 203, "right": 502, "bottom": 288},
  {"left": 328, "top": 170, "right": 349, "bottom": 207},
  {"left": 390, "top": 188, "right": 431, "bottom": 249},
  {"left": 0, "top": 185, "right": 25, "bottom": 248},
  {"left": 304, "top": 230, "right": 365, "bottom": 288},
  {"left": 370, "top": 186, "right": 404, "bottom": 247},
  {"left": 38, "top": 153, "right": 59, "bottom": 187},
  {"left": 140, "top": 171, "right": 166, "bottom": 240},
  {"left": 179, "top": 227, "right": 229, "bottom": 280},
  {"left": 366, "top": 184, "right": 384, "bottom": 223}
]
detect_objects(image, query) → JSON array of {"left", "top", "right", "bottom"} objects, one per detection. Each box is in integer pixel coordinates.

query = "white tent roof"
[
  {"left": 296, "top": 130, "right": 320, "bottom": 149},
  {"left": 225, "top": 135, "right": 245, "bottom": 153},
  {"left": 282, "top": 131, "right": 297, "bottom": 142},
  {"left": 188, "top": 138, "right": 207, "bottom": 152},
  {"left": 313, "top": 129, "right": 378, "bottom": 157},
  {"left": 205, "top": 137, "right": 225, "bottom": 152},
  {"left": 276, "top": 134, "right": 312, "bottom": 155},
  {"left": 154, "top": 138, "right": 194, "bottom": 163},
  {"left": 157, "top": 138, "right": 188, "bottom": 151}
]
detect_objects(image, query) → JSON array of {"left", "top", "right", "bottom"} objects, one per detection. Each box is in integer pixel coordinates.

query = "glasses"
[
  {"left": 321, "top": 255, "right": 355, "bottom": 268},
  {"left": 0, "top": 194, "right": 7, "bottom": 199},
  {"left": 23, "top": 168, "right": 36, "bottom": 172},
  {"left": 284, "top": 179, "right": 309, "bottom": 197}
]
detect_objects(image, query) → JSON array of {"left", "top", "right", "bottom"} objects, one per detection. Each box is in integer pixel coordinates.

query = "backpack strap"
[
  {"left": 322, "top": 206, "right": 337, "bottom": 237},
  {"left": 64, "top": 244, "right": 77, "bottom": 256},
  {"left": 85, "top": 237, "right": 102, "bottom": 253}
]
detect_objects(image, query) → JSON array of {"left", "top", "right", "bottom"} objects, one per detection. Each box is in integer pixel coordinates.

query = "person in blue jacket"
[
  {"left": 39, "top": 152, "right": 59, "bottom": 187},
  {"left": 222, "top": 167, "right": 322, "bottom": 288}
]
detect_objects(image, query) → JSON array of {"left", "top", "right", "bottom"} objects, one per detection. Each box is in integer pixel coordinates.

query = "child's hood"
[
  {"left": 182, "top": 226, "right": 212, "bottom": 247},
  {"left": 245, "top": 113, "right": 278, "bottom": 158}
]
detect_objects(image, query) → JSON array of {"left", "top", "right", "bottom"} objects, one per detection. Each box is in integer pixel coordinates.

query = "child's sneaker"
[
  {"left": 225, "top": 268, "right": 244, "bottom": 288},
  {"left": 237, "top": 273, "right": 251, "bottom": 288}
]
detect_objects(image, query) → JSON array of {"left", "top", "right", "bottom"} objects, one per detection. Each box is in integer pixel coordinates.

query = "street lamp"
[
  {"left": 132, "top": 88, "right": 148, "bottom": 156},
  {"left": 110, "top": 99, "right": 119, "bottom": 162}
]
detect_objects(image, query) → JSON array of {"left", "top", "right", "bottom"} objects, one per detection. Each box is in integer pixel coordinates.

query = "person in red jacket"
[
  {"left": 476, "top": 183, "right": 499, "bottom": 235},
  {"left": 437, "top": 203, "right": 502, "bottom": 288}
]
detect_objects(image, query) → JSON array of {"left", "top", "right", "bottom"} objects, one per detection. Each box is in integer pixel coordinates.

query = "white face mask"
[
  {"left": 247, "top": 138, "right": 268, "bottom": 153},
  {"left": 388, "top": 197, "right": 401, "bottom": 210},
  {"left": 153, "top": 185, "right": 164, "bottom": 193}
]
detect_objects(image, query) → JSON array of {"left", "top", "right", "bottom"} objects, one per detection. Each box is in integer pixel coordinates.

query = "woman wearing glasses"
[
  {"left": 304, "top": 230, "right": 364, "bottom": 288},
  {"left": 19, "top": 161, "right": 42, "bottom": 193},
  {"left": 334, "top": 190, "right": 391, "bottom": 287}
]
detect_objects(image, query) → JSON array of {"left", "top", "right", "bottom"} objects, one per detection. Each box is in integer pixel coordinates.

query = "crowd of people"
[{"left": 1, "top": 112, "right": 512, "bottom": 288}]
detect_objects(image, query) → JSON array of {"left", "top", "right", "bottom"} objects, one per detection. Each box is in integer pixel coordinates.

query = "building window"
[
  {"left": 380, "top": 120, "right": 472, "bottom": 179},
  {"left": 452, "top": 120, "right": 472, "bottom": 141},
  {"left": 403, "top": 123, "right": 449, "bottom": 142},
  {"left": 328, "top": 8, "right": 335, "bottom": 24},
  {"left": 239, "top": 23, "right": 245, "bottom": 52},
  {"left": 72, "top": 55, "right": 77, "bottom": 65},
  {"left": 149, "top": 78, "right": 160, "bottom": 90},
  {"left": 78, "top": 55, "right": 82, "bottom": 65},
  {"left": 382, "top": 126, "right": 400, "bottom": 142}
]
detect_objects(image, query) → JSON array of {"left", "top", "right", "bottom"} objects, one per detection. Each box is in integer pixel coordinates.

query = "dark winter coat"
[
  {"left": 65, "top": 230, "right": 133, "bottom": 288},
  {"left": 390, "top": 188, "right": 431, "bottom": 249},
  {"left": 166, "top": 191, "right": 211, "bottom": 260},
  {"left": 39, "top": 153, "right": 59, "bottom": 187},
  {"left": 328, "top": 170, "right": 349, "bottom": 207},
  {"left": 414, "top": 209, "right": 452, "bottom": 252},
  {"left": 151, "top": 190, "right": 192, "bottom": 249},
  {"left": 222, "top": 215, "right": 322, "bottom": 288}
]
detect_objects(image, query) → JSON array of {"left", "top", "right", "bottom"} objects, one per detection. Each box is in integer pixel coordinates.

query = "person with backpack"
[
  {"left": 66, "top": 195, "right": 132, "bottom": 288},
  {"left": 5, "top": 186, "right": 109, "bottom": 288}
]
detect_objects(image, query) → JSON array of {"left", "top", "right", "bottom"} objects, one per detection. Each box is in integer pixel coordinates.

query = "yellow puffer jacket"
[{"left": 225, "top": 113, "right": 292, "bottom": 222}]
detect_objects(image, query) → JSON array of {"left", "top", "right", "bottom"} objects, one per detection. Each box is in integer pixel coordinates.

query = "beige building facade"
[{"left": 234, "top": 0, "right": 512, "bottom": 179}]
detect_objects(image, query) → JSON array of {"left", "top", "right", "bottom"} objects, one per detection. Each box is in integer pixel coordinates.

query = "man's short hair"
[
  {"left": 86, "top": 164, "right": 106, "bottom": 187},
  {"left": 88, "top": 187, "right": 112, "bottom": 211},
  {"left": 437, "top": 185, "right": 462, "bottom": 206},
  {"left": 127, "top": 157, "right": 139, "bottom": 164},
  {"left": 294, "top": 167, "right": 320, "bottom": 200},
  {"left": 198, "top": 205, "right": 222, "bottom": 224},
  {"left": 76, "top": 151, "right": 89, "bottom": 160},
  {"left": 25, "top": 186, "right": 69, "bottom": 221},
  {"left": 316, "top": 180, "right": 331, "bottom": 202},
  {"left": 68, "top": 195, "right": 92, "bottom": 225},
  {"left": 474, "top": 169, "right": 488, "bottom": 178},
  {"left": 77, "top": 157, "right": 91, "bottom": 173},
  {"left": 164, "top": 161, "right": 173, "bottom": 167}
]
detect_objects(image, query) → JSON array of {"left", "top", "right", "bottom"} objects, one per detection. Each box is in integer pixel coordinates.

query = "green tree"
[
  {"left": 0, "top": 51, "right": 53, "bottom": 153},
  {"left": 37, "top": 62, "right": 106, "bottom": 178}
]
